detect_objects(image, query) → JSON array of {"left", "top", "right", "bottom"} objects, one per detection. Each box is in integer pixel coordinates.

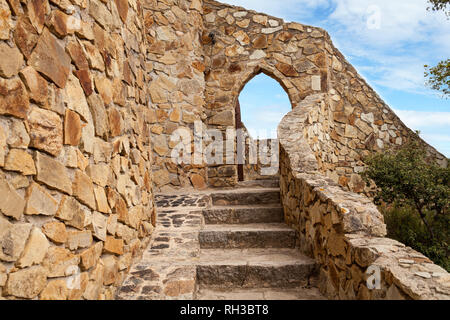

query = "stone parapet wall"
[
  {"left": 0, "top": 0, "right": 156, "bottom": 299},
  {"left": 278, "top": 94, "right": 450, "bottom": 300}
]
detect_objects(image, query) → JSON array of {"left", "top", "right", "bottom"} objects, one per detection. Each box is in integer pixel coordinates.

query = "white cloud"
[{"left": 393, "top": 109, "right": 450, "bottom": 127}]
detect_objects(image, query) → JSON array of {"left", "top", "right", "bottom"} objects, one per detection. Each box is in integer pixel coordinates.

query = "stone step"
[
  {"left": 196, "top": 248, "right": 317, "bottom": 289},
  {"left": 210, "top": 188, "right": 280, "bottom": 206},
  {"left": 202, "top": 205, "right": 284, "bottom": 224},
  {"left": 236, "top": 179, "right": 280, "bottom": 189},
  {"left": 195, "top": 288, "right": 326, "bottom": 300},
  {"left": 199, "top": 223, "right": 296, "bottom": 249}
]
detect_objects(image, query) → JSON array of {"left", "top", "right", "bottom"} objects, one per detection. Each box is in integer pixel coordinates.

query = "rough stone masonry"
[{"left": 0, "top": 0, "right": 448, "bottom": 300}]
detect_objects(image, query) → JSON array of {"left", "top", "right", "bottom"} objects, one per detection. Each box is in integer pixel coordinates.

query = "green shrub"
[{"left": 363, "top": 141, "right": 449, "bottom": 271}]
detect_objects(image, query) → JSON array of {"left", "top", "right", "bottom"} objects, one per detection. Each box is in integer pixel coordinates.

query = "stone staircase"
[{"left": 116, "top": 180, "right": 325, "bottom": 300}]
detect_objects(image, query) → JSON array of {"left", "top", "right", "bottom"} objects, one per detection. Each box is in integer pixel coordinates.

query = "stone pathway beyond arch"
[{"left": 116, "top": 180, "right": 325, "bottom": 300}]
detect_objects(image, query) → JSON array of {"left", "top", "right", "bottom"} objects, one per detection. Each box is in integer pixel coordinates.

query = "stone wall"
[
  {"left": 202, "top": 0, "right": 447, "bottom": 191},
  {"left": 278, "top": 94, "right": 450, "bottom": 300},
  {"left": 0, "top": 0, "right": 157, "bottom": 299},
  {"left": 145, "top": 0, "right": 208, "bottom": 192}
]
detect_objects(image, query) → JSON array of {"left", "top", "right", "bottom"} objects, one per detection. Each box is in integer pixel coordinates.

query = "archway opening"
[{"left": 236, "top": 73, "right": 292, "bottom": 181}]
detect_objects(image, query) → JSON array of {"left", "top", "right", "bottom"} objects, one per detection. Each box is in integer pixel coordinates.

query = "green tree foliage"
[
  {"left": 363, "top": 141, "right": 450, "bottom": 271},
  {"left": 428, "top": 0, "right": 450, "bottom": 15},
  {"left": 425, "top": 1, "right": 449, "bottom": 96},
  {"left": 425, "top": 59, "right": 450, "bottom": 96}
]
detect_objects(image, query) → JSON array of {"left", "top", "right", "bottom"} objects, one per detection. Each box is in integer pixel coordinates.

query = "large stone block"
[
  {"left": 0, "top": 78, "right": 30, "bottom": 119},
  {"left": 25, "top": 182, "right": 59, "bottom": 216},
  {"left": 28, "top": 107, "right": 63, "bottom": 156},
  {"left": 17, "top": 227, "right": 50, "bottom": 268},
  {"left": 29, "top": 28, "right": 71, "bottom": 88},
  {"left": 5, "top": 266, "right": 47, "bottom": 299},
  {"left": 35, "top": 152, "right": 72, "bottom": 194},
  {"left": 72, "top": 170, "right": 96, "bottom": 210},
  {"left": 0, "top": 216, "right": 32, "bottom": 262},
  {"left": 0, "top": 177, "right": 26, "bottom": 220},
  {"left": 0, "top": 43, "right": 24, "bottom": 78}
]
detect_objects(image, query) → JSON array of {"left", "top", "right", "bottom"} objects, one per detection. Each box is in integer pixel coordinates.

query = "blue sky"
[{"left": 228, "top": 0, "right": 450, "bottom": 157}]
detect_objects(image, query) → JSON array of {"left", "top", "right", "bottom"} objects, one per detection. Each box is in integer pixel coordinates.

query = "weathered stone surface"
[
  {"left": 73, "top": 69, "right": 93, "bottom": 97},
  {"left": 89, "top": 0, "right": 112, "bottom": 29},
  {"left": 42, "top": 221, "right": 67, "bottom": 244},
  {"left": 0, "top": 43, "right": 24, "bottom": 78},
  {"left": 95, "top": 76, "right": 113, "bottom": 105},
  {"left": 48, "top": 10, "right": 80, "bottom": 38},
  {"left": 102, "top": 255, "right": 118, "bottom": 285},
  {"left": 190, "top": 174, "right": 207, "bottom": 190},
  {"left": 27, "top": 0, "right": 49, "bottom": 33},
  {"left": 56, "top": 196, "right": 87, "bottom": 230},
  {"left": 276, "top": 63, "right": 299, "bottom": 77},
  {"left": 80, "top": 242, "right": 103, "bottom": 271},
  {"left": 40, "top": 279, "right": 68, "bottom": 300},
  {"left": 209, "top": 110, "right": 234, "bottom": 126},
  {"left": 35, "top": 152, "right": 72, "bottom": 194},
  {"left": 19, "top": 66, "right": 48, "bottom": 106},
  {"left": 0, "top": 0, "right": 11, "bottom": 40},
  {"left": 5, "top": 266, "right": 47, "bottom": 298},
  {"left": 86, "top": 163, "right": 111, "bottom": 187},
  {"left": 94, "top": 186, "right": 110, "bottom": 214},
  {"left": 0, "top": 78, "right": 30, "bottom": 119},
  {"left": 4, "top": 149, "right": 36, "bottom": 175},
  {"left": 0, "top": 177, "right": 26, "bottom": 220},
  {"left": 87, "top": 94, "right": 109, "bottom": 138},
  {"left": 0, "top": 216, "right": 32, "bottom": 262},
  {"left": 29, "top": 28, "right": 71, "bottom": 88},
  {"left": 64, "top": 109, "right": 82, "bottom": 146},
  {"left": 14, "top": 16, "right": 39, "bottom": 58},
  {"left": 104, "top": 236, "right": 124, "bottom": 255},
  {"left": 43, "top": 246, "right": 80, "bottom": 278},
  {"left": 25, "top": 182, "right": 59, "bottom": 216},
  {"left": 66, "top": 230, "right": 93, "bottom": 250},
  {"left": 0, "top": 124, "right": 5, "bottom": 166},
  {"left": 28, "top": 107, "right": 63, "bottom": 156},
  {"left": 7, "top": 119, "right": 30, "bottom": 149},
  {"left": 72, "top": 170, "right": 96, "bottom": 210},
  {"left": 17, "top": 227, "right": 50, "bottom": 268},
  {"left": 63, "top": 73, "right": 91, "bottom": 122},
  {"left": 114, "top": 0, "right": 128, "bottom": 23},
  {"left": 66, "top": 39, "right": 89, "bottom": 70},
  {"left": 108, "top": 107, "right": 123, "bottom": 137},
  {"left": 92, "top": 211, "right": 107, "bottom": 241}
]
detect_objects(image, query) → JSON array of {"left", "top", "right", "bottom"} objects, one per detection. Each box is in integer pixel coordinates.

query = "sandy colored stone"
[
  {"left": 7, "top": 119, "right": 30, "bottom": 149},
  {"left": 0, "top": 216, "right": 32, "bottom": 262},
  {"left": 276, "top": 63, "right": 299, "bottom": 77},
  {"left": 104, "top": 236, "right": 124, "bottom": 255},
  {"left": 66, "top": 40, "right": 89, "bottom": 70},
  {"left": 80, "top": 242, "right": 103, "bottom": 271},
  {"left": 92, "top": 211, "right": 107, "bottom": 241},
  {"left": 4, "top": 149, "right": 36, "bottom": 175},
  {"left": 29, "top": 28, "right": 71, "bottom": 88},
  {"left": 56, "top": 196, "right": 88, "bottom": 230},
  {"left": 94, "top": 186, "right": 110, "bottom": 214},
  {"left": 40, "top": 279, "right": 68, "bottom": 300},
  {"left": 164, "top": 280, "right": 195, "bottom": 297},
  {"left": 48, "top": 9, "right": 80, "bottom": 38},
  {"left": 86, "top": 163, "right": 111, "bottom": 187},
  {"left": 19, "top": 66, "right": 48, "bottom": 106},
  {"left": 108, "top": 107, "right": 123, "bottom": 137},
  {"left": 0, "top": 0, "right": 11, "bottom": 40},
  {"left": 17, "top": 227, "right": 50, "bottom": 268},
  {"left": 190, "top": 174, "right": 207, "bottom": 190},
  {"left": 5, "top": 266, "right": 47, "bottom": 299},
  {"left": 0, "top": 124, "right": 5, "bottom": 166},
  {"left": 0, "top": 78, "right": 30, "bottom": 119},
  {"left": 14, "top": 16, "right": 39, "bottom": 58},
  {"left": 102, "top": 255, "right": 118, "bottom": 285},
  {"left": 42, "top": 221, "right": 68, "bottom": 244},
  {"left": 95, "top": 76, "right": 113, "bottom": 105},
  {"left": 43, "top": 246, "right": 80, "bottom": 278},
  {"left": 63, "top": 73, "right": 91, "bottom": 122},
  {"left": 27, "top": 0, "right": 49, "bottom": 33},
  {"left": 66, "top": 230, "right": 93, "bottom": 250},
  {"left": 28, "top": 106, "right": 63, "bottom": 156},
  {"left": 73, "top": 69, "right": 93, "bottom": 96},
  {"left": 25, "top": 182, "right": 59, "bottom": 216},
  {"left": 89, "top": 0, "right": 112, "bottom": 29},
  {"left": 87, "top": 94, "right": 109, "bottom": 138},
  {"left": 0, "top": 43, "right": 23, "bottom": 78},
  {"left": 209, "top": 110, "right": 234, "bottom": 126},
  {"left": 0, "top": 177, "right": 26, "bottom": 220},
  {"left": 73, "top": 170, "right": 96, "bottom": 210},
  {"left": 64, "top": 109, "right": 82, "bottom": 146}
]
